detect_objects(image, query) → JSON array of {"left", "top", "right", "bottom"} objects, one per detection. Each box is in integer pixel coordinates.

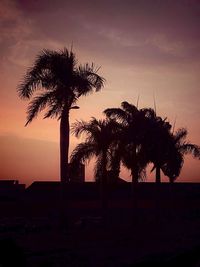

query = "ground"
[{"left": 1, "top": 211, "right": 200, "bottom": 266}]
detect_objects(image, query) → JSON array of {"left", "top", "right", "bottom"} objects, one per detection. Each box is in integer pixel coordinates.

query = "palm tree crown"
[{"left": 18, "top": 48, "right": 104, "bottom": 124}]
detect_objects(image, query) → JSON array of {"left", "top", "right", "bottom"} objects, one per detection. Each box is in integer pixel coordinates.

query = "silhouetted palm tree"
[
  {"left": 70, "top": 117, "right": 120, "bottom": 221},
  {"left": 144, "top": 116, "right": 172, "bottom": 183},
  {"left": 162, "top": 128, "right": 200, "bottom": 183},
  {"left": 104, "top": 101, "right": 156, "bottom": 183},
  {"left": 18, "top": 48, "right": 105, "bottom": 183},
  {"left": 104, "top": 102, "right": 157, "bottom": 223}
]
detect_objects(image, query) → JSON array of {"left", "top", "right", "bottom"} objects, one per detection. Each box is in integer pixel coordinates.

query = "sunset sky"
[{"left": 0, "top": 0, "right": 200, "bottom": 185}]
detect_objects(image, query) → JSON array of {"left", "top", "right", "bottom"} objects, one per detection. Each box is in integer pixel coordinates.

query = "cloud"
[
  {"left": 0, "top": 0, "right": 32, "bottom": 66},
  {"left": 1, "top": 0, "right": 200, "bottom": 72},
  {"left": 0, "top": 0, "right": 63, "bottom": 69}
]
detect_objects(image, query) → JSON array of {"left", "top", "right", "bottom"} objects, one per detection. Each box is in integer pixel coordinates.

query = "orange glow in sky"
[{"left": 0, "top": 0, "right": 200, "bottom": 185}]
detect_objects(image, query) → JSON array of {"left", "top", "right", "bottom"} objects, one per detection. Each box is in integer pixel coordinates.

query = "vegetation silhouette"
[
  {"left": 163, "top": 128, "right": 200, "bottom": 183},
  {"left": 104, "top": 101, "right": 156, "bottom": 184},
  {"left": 105, "top": 102, "right": 200, "bottom": 184},
  {"left": 17, "top": 47, "right": 199, "bottom": 188},
  {"left": 70, "top": 101, "right": 200, "bottom": 224},
  {"left": 142, "top": 114, "right": 173, "bottom": 183},
  {"left": 70, "top": 117, "right": 120, "bottom": 223},
  {"left": 104, "top": 101, "right": 161, "bottom": 220},
  {"left": 17, "top": 48, "right": 105, "bottom": 183},
  {"left": 10, "top": 44, "right": 200, "bottom": 265},
  {"left": 144, "top": 121, "right": 200, "bottom": 183}
]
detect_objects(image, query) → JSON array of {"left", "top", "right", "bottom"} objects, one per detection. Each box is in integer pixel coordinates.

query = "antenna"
[
  {"left": 70, "top": 41, "right": 74, "bottom": 53},
  {"left": 153, "top": 92, "right": 157, "bottom": 115},
  {"left": 136, "top": 94, "right": 140, "bottom": 108},
  {"left": 172, "top": 116, "right": 177, "bottom": 134}
]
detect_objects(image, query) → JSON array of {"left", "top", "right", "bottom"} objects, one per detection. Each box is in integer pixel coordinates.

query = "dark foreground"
[{"left": 0, "top": 182, "right": 200, "bottom": 266}]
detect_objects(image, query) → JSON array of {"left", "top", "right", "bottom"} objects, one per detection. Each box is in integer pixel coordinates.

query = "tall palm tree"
[
  {"left": 17, "top": 48, "right": 105, "bottom": 183},
  {"left": 104, "top": 101, "right": 155, "bottom": 183},
  {"left": 104, "top": 102, "right": 157, "bottom": 224},
  {"left": 144, "top": 116, "right": 173, "bottom": 183},
  {"left": 70, "top": 117, "right": 120, "bottom": 220},
  {"left": 162, "top": 128, "right": 200, "bottom": 183}
]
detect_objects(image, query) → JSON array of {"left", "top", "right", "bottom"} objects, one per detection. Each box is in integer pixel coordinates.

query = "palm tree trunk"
[
  {"left": 155, "top": 165, "right": 161, "bottom": 224},
  {"left": 131, "top": 164, "right": 139, "bottom": 225},
  {"left": 59, "top": 106, "right": 70, "bottom": 230},
  {"left": 131, "top": 166, "right": 139, "bottom": 211},
  {"left": 100, "top": 150, "right": 108, "bottom": 225},
  {"left": 60, "top": 106, "right": 70, "bottom": 183},
  {"left": 155, "top": 165, "right": 161, "bottom": 183}
]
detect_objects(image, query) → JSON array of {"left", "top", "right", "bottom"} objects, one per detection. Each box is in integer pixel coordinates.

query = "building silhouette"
[
  {"left": 0, "top": 180, "right": 25, "bottom": 199},
  {"left": 68, "top": 163, "right": 85, "bottom": 182}
]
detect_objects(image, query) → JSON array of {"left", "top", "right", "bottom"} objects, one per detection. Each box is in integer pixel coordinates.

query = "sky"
[{"left": 0, "top": 0, "right": 200, "bottom": 185}]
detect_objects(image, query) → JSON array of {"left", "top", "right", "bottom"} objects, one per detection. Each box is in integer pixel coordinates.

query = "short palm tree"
[
  {"left": 162, "top": 128, "right": 200, "bottom": 182},
  {"left": 18, "top": 48, "right": 105, "bottom": 183},
  {"left": 70, "top": 117, "right": 120, "bottom": 219}
]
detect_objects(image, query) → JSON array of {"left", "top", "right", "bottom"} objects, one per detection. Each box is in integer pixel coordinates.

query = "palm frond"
[
  {"left": 71, "top": 119, "right": 97, "bottom": 138},
  {"left": 121, "top": 101, "right": 138, "bottom": 115},
  {"left": 71, "top": 120, "right": 86, "bottom": 137},
  {"left": 43, "top": 102, "right": 63, "bottom": 119},
  {"left": 174, "top": 128, "right": 187, "bottom": 143},
  {"left": 162, "top": 151, "right": 183, "bottom": 181},
  {"left": 71, "top": 117, "right": 104, "bottom": 142},
  {"left": 18, "top": 50, "right": 56, "bottom": 99},
  {"left": 76, "top": 63, "right": 105, "bottom": 96},
  {"left": 179, "top": 143, "right": 200, "bottom": 158},
  {"left": 70, "top": 142, "right": 97, "bottom": 165},
  {"left": 25, "top": 91, "right": 55, "bottom": 125},
  {"left": 17, "top": 68, "right": 43, "bottom": 99},
  {"left": 140, "top": 108, "right": 156, "bottom": 119},
  {"left": 17, "top": 48, "right": 77, "bottom": 100},
  {"left": 104, "top": 108, "right": 128, "bottom": 123}
]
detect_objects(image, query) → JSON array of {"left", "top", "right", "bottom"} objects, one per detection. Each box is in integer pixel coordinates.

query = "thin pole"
[
  {"left": 136, "top": 94, "right": 140, "bottom": 108},
  {"left": 172, "top": 116, "right": 177, "bottom": 134},
  {"left": 153, "top": 93, "right": 157, "bottom": 115}
]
